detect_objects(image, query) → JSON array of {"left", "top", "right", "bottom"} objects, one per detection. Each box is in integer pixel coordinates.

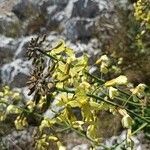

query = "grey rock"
[
  {"left": 102, "top": 131, "right": 150, "bottom": 150},
  {"left": 38, "top": 0, "right": 69, "bottom": 12},
  {"left": 46, "top": 6, "right": 67, "bottom": 30},
  {"left": 10, "top": 72, "right": 30, "bottom": 88},
  {"left": 11, "top": 0, "right": 69, "bottom": 34},
  {"left": 72, "top": 144, "right": 89, "bottom": 150},
  {"left": 2, "top": 127, "right": 35, "bottom": 150},
  {"left": 63, "top": 0, "right": 121, "bottom": 42},
  {"left": 44, "top": 0, "right": 69, "bottom": 31},
  {"left": 71, "top": 0, "right": 99, "bottom": 18},
  {"left": 12, "top": 0, "right": 46, "bottom": 35},
  {"left": 12, "top": 0, "right": 39, "bottom": 21},
  {"left": 0, "top": 12, "right": 21, "bottom": 37},
  {"left": 1, "top": 59, "right": 31, "bottom": 88},
  {"left": 46, "top": 0, "right": 69, "bottom": 6},
  {"left": 15, "top": 41, "right": 29, "bottom": 59},
  {"left": 0, "top": 36, "right": 19, "bottom": 66},
  {"left": 65, "top": 18, "right": 95, "bottom": 42}
]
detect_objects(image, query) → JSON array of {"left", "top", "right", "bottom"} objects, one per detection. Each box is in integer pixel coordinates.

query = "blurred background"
[{"left": 0, "top": 0, "right": 149, "bottom": 149}]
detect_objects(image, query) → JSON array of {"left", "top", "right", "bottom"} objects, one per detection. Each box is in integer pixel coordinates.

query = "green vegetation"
[
  {"left": 0, "top": 35, "right": 150, "bottom": 150},
  {"left": 0, "top": 1, "right": 150, "bottom": 149},
  {"left": 134, "top": 0, "right": 150, "bottom": 53}
]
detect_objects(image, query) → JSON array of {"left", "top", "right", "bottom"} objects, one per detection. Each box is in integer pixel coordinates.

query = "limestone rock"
[
  {"left": 65, "top": 18, "right": 95, "bottom": 42},
  {"left": 0, "top": 36, "right": 19, "bottom": 66},
  {"left": 12, "top": 0, "right": 39, "bottom": 21},
  {"left": 71, "top": 0, "right": 99, "bottom": 18},
  {"left": 1, "top": 59, "right": 31, "bottom": 88},
  {"left": 0, "top": 12, "right": 21, "bottom": 37}
]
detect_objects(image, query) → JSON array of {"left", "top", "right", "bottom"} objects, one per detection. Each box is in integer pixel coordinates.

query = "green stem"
[
  {"left": 112, "top": 122, "right": 148, "bottom": 149},
  {"left": 36, "top": 48, "right": 58, "bottom": 61},
  {"left": 33, "top": 40, "right": 150, "bottom": 124},
  {"left": 123, "top": 94, "right": 133, "bottom": 107},
  {"left": 115, "top": 96, "right": 142, "bottom": 106},
  {"left": 86, "top": 93, "right": 150, "bottom": 124},
  {"left": 56, "top": 87, "right": 75, "bottom": 94},
  {"left": 55, "top": 87, "right": 150, "bottom": 124},
  {"left": 85, "top": 72, "right": 105, "bottom": 84},
  {"left": 131, "top": 123, "right": 148, "bottom": 135},
  {"left": 85, "top": 72, "right": 131, "bottom": 97},
  {"left": 0, "top": 101, "right": 43, "bottom": 119},
  {"left": 56, "top": 126, "right": 71, "bottom": 132},
  {"left": 67, "top": 123, "right": 109, "bottom": 148},
  {"left": 100, "top": 88, "right": 142, "bottom": 107},
  {"left": 117, "top": 88, "right": 130, "bottom": 97}
]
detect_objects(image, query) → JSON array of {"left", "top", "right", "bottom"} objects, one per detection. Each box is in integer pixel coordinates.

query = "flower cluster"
[
  {"left": 134, "top": 0, "right": 150, "bottom": 27},
  {"left": 0, "top": 37, "right": 149, "bottom": 149},
  {"left": 134, "top": 0, "right": 150, "bottom": 53}
]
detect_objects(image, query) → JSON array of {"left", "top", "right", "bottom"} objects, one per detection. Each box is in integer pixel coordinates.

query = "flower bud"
[
  {"left": 108, "top": 87, "right": 119, "bottom": 99},
  {"left": 105, "top": 75, "right": 128, "bottom": 87}
]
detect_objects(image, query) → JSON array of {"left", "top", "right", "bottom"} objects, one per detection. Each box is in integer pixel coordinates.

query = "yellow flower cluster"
[
  {"left": 0, "top": 86, "right": 21, "bottom": 121},
  {"left": 134, "top": 0, "right": 150, "bottom": 27},
  {"left": 14, "top": 116, "right": 28, "bottom": 130},
  {"left": 130, "top": 83, "right": 146, "bottom": 98},
  {"left": 96, "top": 55, "right": 110, "bottom": 74}
]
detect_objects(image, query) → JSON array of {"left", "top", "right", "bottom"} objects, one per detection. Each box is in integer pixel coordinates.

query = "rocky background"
[
  {"left": 0, "top": 0, "right": 150, "bottom": 149},
  {"left": 0, "top": 0, "right": 132, "bottom": 88}
]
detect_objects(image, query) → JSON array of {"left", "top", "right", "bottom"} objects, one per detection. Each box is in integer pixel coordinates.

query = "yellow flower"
[
  {"left": 26, "top": 100, "right": 35, "bottom": 111},
  {"left": 100, "top": 62, "right": 108, "bottom": 74},
  {"left": 0, "top": 92, "right": 4, "bottom": 97},
  {"left": 105, "top": 75, "right": 128, "bottom": 87},
  {"left": 39, "top": 118, "right": 56, "bottom": 132},
  {"left": 57, "top": 141, "right": 66, "bottom": 150},
  {"left": 14, "top": 116, "right": 28, "bottom": 130},
  {"left": 130, "top": 83, "right": 146, "bottom": 98},
  {"left": 108, "top": 87, "right": 119, "bottom": 99},
  {"left": 121, "top": 115, "right": 134, "bottom": 129},
  {"left": 6, "top": 104, "right": 21, "bottom": 114},
  {"left": 96, "top": 55, "right": 110, "bottom": 65},
  {"left": 118, "top": 108, "right": 134, "bottom": 129},
  {"left": 96, "top": 55, "right": 110, "bottom": 74}
]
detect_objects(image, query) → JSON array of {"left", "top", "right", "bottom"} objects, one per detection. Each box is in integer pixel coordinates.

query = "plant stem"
[
  {"left": 36, "top": 48, "right": 58, "bottom": 61},
  {"left": 131, "top": 123, "right": 148, "bottom": 135},
  {"left": 112, "top": 122, "right": 148, "bottom": 149},
  {"left": 85, "top": 72, "right": 105, "bottom": 84},
  {"left": 99, "top": 88, "right": 142, "bottom": 107},
  {"left": 115, "top": 96, "right": 142, "bottom": 106},
  {"left": 33, "top": 40, "right": 150, "bottom": 123},
  {"left": 87, "top": 93, "right": 150, "bottom": 124},
  {"left": 55, "top": 87, "right": 150, "bottom": 124},
  {"left": 0, "top": 101, "right": 43, "bottom": 119}
]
